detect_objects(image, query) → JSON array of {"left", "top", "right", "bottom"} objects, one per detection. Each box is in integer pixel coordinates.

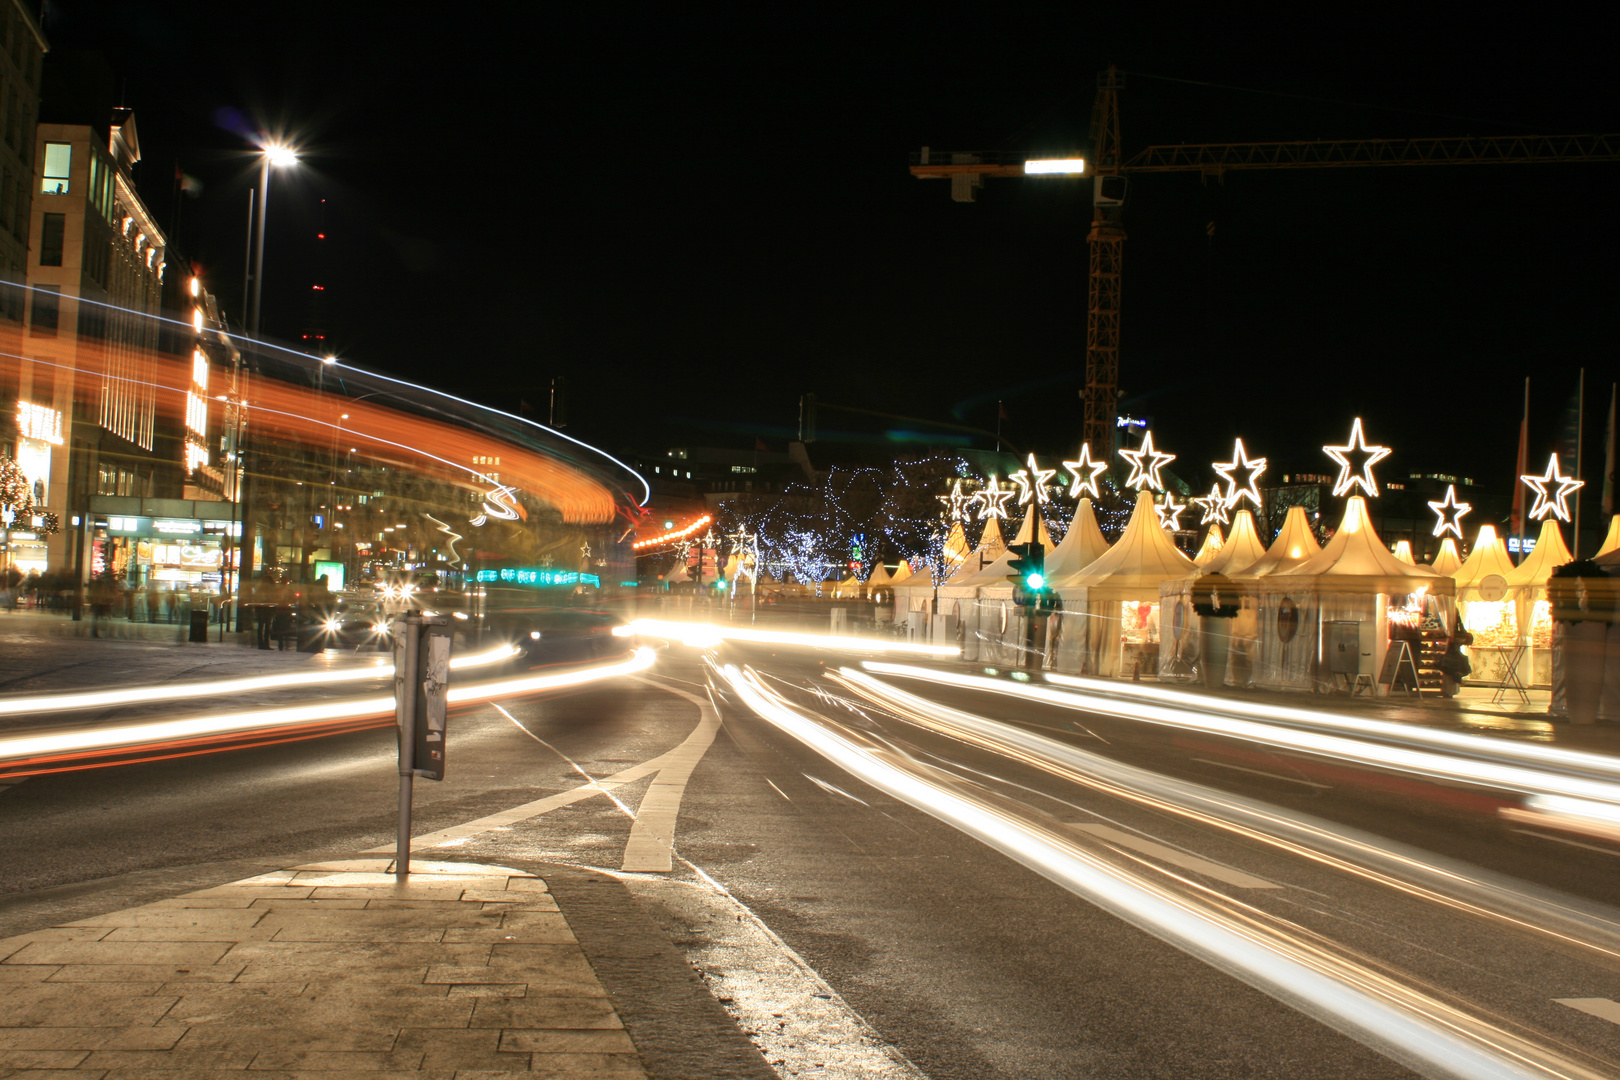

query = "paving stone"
[
  {"left": 0, "top": 1048, "right": 91, "bottom": 1068},
  {"left": 178, "top": 885, "right": 315, "bottom": 900},
  {"left": 5, "top": 939, "right": 231, "bottom": 967},
  {"left": 250, "top": 897, "right": 372, "bottom": 910},
  {"left": 497, "top": 1029, "right": 638, "bottom": 1054},
  {"left": 466, "top": 893, "right": 560, "bottom": 911},
  {"left": 80, "top": 1048, "right": 256, "bottom": 1070},
  {"left": 305, "top": 886, "right": 469, "bottom": 901},
  {"left": 0, "top": 927, "right": 114, "bottom": 962},
  {"left": 364, "top": 899, "right": 478, "bottom": 910},
  {"left": 172, "top": 1023, "right": 399, "bottom": 1053},
  {"left": 416, "top": 1048, "right": 535, "bottom": 1072},
  {"left": 500, "top": 877, "right": 550, "bottom": 893},
  {"left": 0, "top": 963, "right": 58, "bottom": 981},
  {"left": 0, "top": 1068, "right": 105, "bottom": 1080},
  {"left": 468, "top": 996, "right": 623, "bottom": 1029},
  {"left": 104, "top": 926, "right": 282, "bottom": 943},
  {"left": 149, "top": 898, "right": 257, "bottom": 910},
  {"left": 226, "top": 940, "right": 490, "bottom": 979},
  {"left": 0, "top": 1025, "right": 186, "bottom": 1050},
  {"left": 245, "top": 1048, "right": 425, "bottom": 1070},
  {"left": 45, "top": 963, "right": 245, "bottom": 984},
  {"left": 445, "top": 983, "right": 527, "bottom": 998},
  {"left": 526, "top": 1054, "right": 649, "bottom": 1079},
  {"left": 66, "top": 907, "right": 268, "bottom": 929}
]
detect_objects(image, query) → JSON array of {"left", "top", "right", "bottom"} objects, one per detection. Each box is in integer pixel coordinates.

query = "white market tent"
[
  {"left": 890, "top": 560, "right": 913, "bottom": 584},
  {"left": 1050, "top": 490, "right": 1196, "bottom": 678},
  {"left": 1392, "top": 540, "right": 1415, "bottom": 565},
  {"left": 1160, "top": 509, "right": 1270, "bottom": 683},
  {"left": 1597, "top": 515, "right": 1620, "bottom": 557},
  {"left": 1430, "top": 538, "right": 1462, "bottom": 577},
  {"left": 1233, "top": 506, "right": 1321, "bottom": 578},
  {"left": 1251, "top": 496, "right": 1452, "bottom": 693},
  {"left": 1045, "top": 498, "right": 1111, "bottom": 580},
  {"left": 961, "top": 507, "right": 1065, "bottom": 663},
  {"left": 1501, "top": 517, "right": 1575, "bottom": 685},
  {"left": 1451, "top": 524, "right": 1520, "bottom": 685},
  {"left": 867, "top": 562, "right": 893, "bottom": 588},
  {"left": 1193, "top": 524, "right": 1224, "bottom": 567}
]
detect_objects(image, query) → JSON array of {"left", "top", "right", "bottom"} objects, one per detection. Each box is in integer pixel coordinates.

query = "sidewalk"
[{"left": 0, "top": 858, "right": 775, "bottom": 1079}]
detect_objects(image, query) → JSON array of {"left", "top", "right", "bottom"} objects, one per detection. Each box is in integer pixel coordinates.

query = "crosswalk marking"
[{"left": 1555, "top": 998, "right": 1620, "bottom": 1025}]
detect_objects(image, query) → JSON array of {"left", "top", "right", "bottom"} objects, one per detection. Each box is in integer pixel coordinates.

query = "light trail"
[
  {"left": 0, "top": 647, "right": 655, "bottom": 777},
  {"left": 0, "top": 643, "right": 521, "bottom": 718},
  {"left": 624, "top": 618, "right": 958, "bottom": 657},
  {"left": 857, "top": 662, "right": 1620, "bottom": 819},
  {"left": 718, "top": 662, "right": 1604, "bottom": 1080}
]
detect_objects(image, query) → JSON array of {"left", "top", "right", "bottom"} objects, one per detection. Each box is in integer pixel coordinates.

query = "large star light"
[
  {"left": 1062, "top": 443, "right": 1108, "bottom": 499},
  {"left": 1520, "top": 453, "right": 1584, "bottom": 522},
  {"left": 1119, "top": 430, "right": 1175, "bottom": 492},
  {"left": 972, "top": 477, "right": 1015, "bottom": 520},
  {"left": 1212, "top": 437, "right": 1267, "bottom": 510},
  {"left": 1194, "top": 482, "right": 1230, "bottom": 525},
  {"left": 1426, "top": 484, "right": 1472, "bottom": 539},
  {"left": 1009, "top": 454, "right": 1057, "bottom": 506},
  {"left": 938, "top": 479, "right": 973, "bottom": 522},
  {"left": 1155, "top": 490, "right": 1187, "bottom": 531},
  {"left": 1323, "top": 418, "right": 1391, "bottom": 498}
]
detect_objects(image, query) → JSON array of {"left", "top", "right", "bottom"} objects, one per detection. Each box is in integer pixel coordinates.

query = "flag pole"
[
  {"left": 1514, "top": 378, "right": 1530, "bottom": 564},
  {"left": 1574, "top": 368, "right": 1585, "bottom": 558}
]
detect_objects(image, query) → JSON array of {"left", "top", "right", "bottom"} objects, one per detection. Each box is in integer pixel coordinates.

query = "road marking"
[
  {"left": 1512, "top": 828, "right": 1620, "bottom": 857},
  {"left": 363, "top": 679, "right": 719, "bottom": 867},
  {"left": 765, "top": 778, "right": 792, "bottom": 801},
  {"left": 1069, "top": 822, "right": 1279, "bottom": 889},
  {"left": 1192, "top": 757, "right": 1332, "bottom": 789},
  {"left": 1555, "top": 998, "right": 1620, "bottom": 1025},
  {"left": 803, "top": 773, "right": 868, "bottom": 806},
  {"left": 620, "top": 678, "right": 721, "bottom": 872}
]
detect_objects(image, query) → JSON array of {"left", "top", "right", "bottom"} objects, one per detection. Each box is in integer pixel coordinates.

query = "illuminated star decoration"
[
  {"left": 1322, "top": 418, "right": 1391, "bottom": 498},
  {"left": 1118, "top": 430, "right": 1175, "bottom": 492},
  {"left": 1155, "top": 489, "right": 1187, "bottom": 531},
  {"left": 938, "top": 479, "right": 973, "bottom": 522},
  {"left": 971, "top": 477, "right": 1015, "bottom": 520},
  {"left": 1212, "top": 437, "right": 1266, "bottom": 510},
  {"left": 1062, "top": 443, "right": 1108, "bottom": 499},
  {"left": 1194, "top": 482, "right": 1230, "bottom": 526},
  {"left": 1426, "top": 484, "right": 1472, "bottom": 539},
  {"left": 1008, "top": 454, "right": 1057, "bottom": 506},
  {"left": 1520, "top": 453, "right": 1584, "bottom": 522}
]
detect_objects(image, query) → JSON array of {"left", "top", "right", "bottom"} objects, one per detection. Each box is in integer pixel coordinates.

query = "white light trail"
[
  {"left": 624, "top": 618, "right": 959, "bottom": 657},
  {"left": 718, "top": 663, "right": 1591, "bottom": 1080},
  {"left": 0, "top": 644, "right": 521, "bottom": 718},
  {"left": 0, "top": 648, "right": 654, "bottom": 766}
]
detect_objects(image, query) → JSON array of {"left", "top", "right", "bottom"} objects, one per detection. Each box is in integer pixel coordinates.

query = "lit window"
[{"left": 41, "top": 143, "right": 71, "bottom": 194}]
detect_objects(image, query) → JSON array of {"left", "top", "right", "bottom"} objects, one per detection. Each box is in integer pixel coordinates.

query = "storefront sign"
[
  {"left": 105, "top": 516, "right": 151, "bottom": 534},
  {"left": 16, "top": 401, "right": 63, "bottom": 444},
  {"left": 154, "top": 519, "right": 203, "bottom": 535},
  {"left": 474, "top": 567, "right": 601, "bottom": 588}
]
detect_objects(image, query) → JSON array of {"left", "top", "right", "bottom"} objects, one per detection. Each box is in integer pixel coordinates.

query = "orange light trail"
[{"left": 633, "top": 514, "right": 713, "bottom": 550}]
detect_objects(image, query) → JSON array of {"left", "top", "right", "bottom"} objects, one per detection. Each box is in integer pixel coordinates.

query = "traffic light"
[{"left": 1007, "top": 542, "right": 1046, "bottom": 606}]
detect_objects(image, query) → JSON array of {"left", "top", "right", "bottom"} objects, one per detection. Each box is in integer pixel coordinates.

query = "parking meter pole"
[{"left": 392, "top": 616, "right": 421, "bottom": 880}]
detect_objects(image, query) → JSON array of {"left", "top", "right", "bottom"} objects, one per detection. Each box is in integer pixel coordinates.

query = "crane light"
[{"left": 1024, "top": 158, "right": 1086, "bottom": 175}]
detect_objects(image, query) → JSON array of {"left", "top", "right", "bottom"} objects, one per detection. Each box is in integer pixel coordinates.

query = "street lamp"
[{"left": 248, "top": 142, "right": 298, "bottom": 336}]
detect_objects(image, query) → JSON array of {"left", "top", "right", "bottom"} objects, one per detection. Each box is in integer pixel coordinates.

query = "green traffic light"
[{"left": 1026, "top": 572, "right": 1045, "bottom": 590}]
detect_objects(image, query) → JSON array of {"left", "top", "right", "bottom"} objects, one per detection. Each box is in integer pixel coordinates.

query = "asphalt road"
[{"left": 4, "top": 636, "right": 1620, "bottom": 1079}]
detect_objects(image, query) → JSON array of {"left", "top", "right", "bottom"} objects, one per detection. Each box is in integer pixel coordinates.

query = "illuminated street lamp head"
[
  {"left": 263, "top": 143, "right": 299, "bottom": 168},
  {"left": 322, "top": 355, "right": 337, "bottom": 365}
]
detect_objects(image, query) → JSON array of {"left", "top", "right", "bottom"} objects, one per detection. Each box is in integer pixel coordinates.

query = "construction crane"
[{"left": 911, "top": 66, "right": 1620, "bottom": 455}]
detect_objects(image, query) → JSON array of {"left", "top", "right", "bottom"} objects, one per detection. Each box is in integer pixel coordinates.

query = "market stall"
[
  {"left": 1501, "top": 517, "right": 1575, "bottom": 687},
  {"left": 1451, "top": 524, "right": 1520, "bottom": 685},
  {"left": 1161, "top": 509, "right": 1270, "bottom": 684},
  {"left": 950, "top": 506, "right": 1051, "bottom": 664},
  {"left": 1051, "top": 490, "right": 1196, "bottom": 678},
  {"left": 1251, "top": 497, "right": 1453, "bottom": 694}
]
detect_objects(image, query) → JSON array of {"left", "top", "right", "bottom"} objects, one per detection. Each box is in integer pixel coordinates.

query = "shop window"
[
  {"left": 39, "top": 212, "right": 63, "bottom": 266},
  {"left": 40, "top": 142, "right": 70, "bottom": 195}
]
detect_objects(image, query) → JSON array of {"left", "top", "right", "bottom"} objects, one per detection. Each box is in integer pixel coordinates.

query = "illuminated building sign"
[
  {"left": 1115, "top": 416, "right": 1146, "bottom": 429},
  {"left": 17, "top": 401, "right": 63, "bottom": 444},
  {"left": 1507, "top": 537, "right": 1538, "bottom": 554},
  {"left": 475, "top": 568, "right": 601, "bottom": 588},
  {"left": 153, "top": 518, "right": 203, "bottom": 535}
]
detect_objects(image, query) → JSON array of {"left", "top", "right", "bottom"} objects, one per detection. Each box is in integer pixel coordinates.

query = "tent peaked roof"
[
  {"left": 1278, "top": 496, "right": 1443, "bottom": 589},
  {"left": 942, "top": 520, "right": 971, "bottom": 568},
  {"left": 1067, "top": 490, "right": 1195, "bottom": 591},
  {"left": 1047, "top": 498, "right": 1111, "bottom": 579},
  {"left": 1200, "top": 510, "right": 1268, "bottom": 576},
  {"left": 1008, "top": 505, "right": 1054, "bottom": 548},
  {"left": 1392, "top": 540, "right": 1415, "bottom": 565},
  {"left": 867, "top": 562, "right": 892, "bottom": 587},
  {"left": 1452, "top": 524, "right": 1515, "bottom": 593},
  {"left": 945, "top": 517, "right": 1006, "bottom": 585},
  {"left": 1430, "top": 538, "right": 1462, "bottom": 577},
  {"left": 1235, "top": 506, "right": 1321, "bottom": 577},
  {"left": 890, "top": 560, "right": 913, "bottom": 584},
  {"left": 1505, "top": 518, "right": 1573, "bottom": 588},
  {"left": 1597, "top": 515, "right": 1620, "bottom": 557},
  {"left": 1193, "top": 524, "right": 1224, "bottom": 566}
]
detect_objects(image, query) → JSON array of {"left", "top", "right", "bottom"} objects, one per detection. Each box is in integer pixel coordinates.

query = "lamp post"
[{"left": 248, "top": 142, "right": 298, "bottom": 336}]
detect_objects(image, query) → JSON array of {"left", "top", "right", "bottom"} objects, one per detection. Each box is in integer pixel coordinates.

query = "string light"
[{"left": 633, "top": 514, "right": 713, "bottom": 550}]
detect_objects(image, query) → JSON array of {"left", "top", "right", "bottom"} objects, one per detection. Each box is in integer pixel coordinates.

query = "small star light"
[
  {"left": 1212, "top": 437, "right": 1266, "bottom": 510},
  {"left": 1322, "top": 417, "right": 1391, "bottom": 498},
  {"left": 1155, "top": 490, "right": 1187, "bottom": 531},
  {"left": 1520, "top": 453, "right": 1585, "bottom": 522},
  {"left": 1194, "top": 482, "right": 1230, "bottom": 525},
  {"left": 939, "top": 479, "right": 973, "bottom": 522},
  {"left": 1009, "top": 454, "right": 1056, "bottom": 506},
  {"left": 1427, "top": 484, "right": 1472, "bottom": 539},
  {"left": 972, "top": 477, "right": 1015, "bottom": 520},
  {"left": 1062, "top": 443, "right": 1108, "bottom": 499},
  {"left": 1119, "top": 430, "right": 1175, "bottom": 492}
]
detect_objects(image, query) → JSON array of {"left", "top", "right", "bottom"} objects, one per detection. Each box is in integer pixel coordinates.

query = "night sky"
[{"left": 44, "top": 5, "right": 1620, "bottom": 505}]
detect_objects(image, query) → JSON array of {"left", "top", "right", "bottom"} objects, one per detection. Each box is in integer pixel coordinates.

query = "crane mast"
[{"left": 1084, "top": 66, "right": 1125, "bottom": 457}]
